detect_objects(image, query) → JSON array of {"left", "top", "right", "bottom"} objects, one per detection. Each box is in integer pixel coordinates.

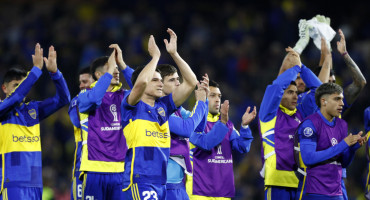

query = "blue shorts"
[
  {"left": 123, "top": 183, "right": 166, "bottom": 200},
  {"left": 265, "top": 186, "right": 296, "bottom": 200},
  {"left": 302, "top": 194, "right": 344, "bottom": 200},
  {"left": 167, "top": 182, "right": 189, "bottom": 200},
  {"left": 71, "top": 171, "right": 83, "bottom": 200},
  {"left": 0, "top": 187, "right": 42, "bottom": 200},
  {"left": 82, "top": 172, "right": 124, "bottom": 200}
]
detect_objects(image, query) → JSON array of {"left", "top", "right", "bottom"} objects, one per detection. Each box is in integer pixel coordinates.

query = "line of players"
[{"left": 0, "top": 25, "right": 369, "bottom": 200}]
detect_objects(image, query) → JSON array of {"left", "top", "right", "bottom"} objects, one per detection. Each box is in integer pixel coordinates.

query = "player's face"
[
  {"left": 208, "top": 86, "right": 221, "bottom": 115},
  {"left": 145, "top": 71, "right": 163, "bottom": 98},
  {"left": 162, "top": 72, "right": 180, "bottom": 96},
  {"left": 295, "top": 73, "right": 306, "bottom": 94},
  {"left": 322, "top": 93, "right": 344, "bottom": 118},
  {"left": 2, "top": 78, "right": 24, "bottom": 97},
  {"left": 110, "top": 66, "right": 120, "bottom": 85},
  {"left": 281, "top": 84, "right": 298, "bottom": 111},
  {"left": 79, "top": 73, "right": 94, "bottom": 90},
  {"left": 329, "top": 75, "right": 336, "bottom": 83}
]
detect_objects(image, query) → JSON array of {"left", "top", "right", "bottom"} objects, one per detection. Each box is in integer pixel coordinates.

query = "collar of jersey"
[
  {"left": 279, "top": 104, "right": 297, "bottom": 116},
  {"left": 207, "top": 112, "right": 220, "bottom": 122},
  {"left": 90, "top": 81, "right": 122, "bottom": 92}
]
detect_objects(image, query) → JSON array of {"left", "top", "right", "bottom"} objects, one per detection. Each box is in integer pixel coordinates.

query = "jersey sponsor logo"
[
  {"left": 110, "top": 104, "right": 118, "bottom": 122},
  {"left": 208, "top": 158, "right": 233, "bottom": 164},
  {"left": 303, "top": 127, "right": 313, "bottom": 137},
  {"left": 157, "top": 107, "right": 165, "bottom": 117},
  {"left": 331, "top": 138, "right": 338, "bottom": 146},
  {"left": 101, "top": 126, "right": 122, "bottom": 131},
  {"left": 145, "top": 129, "right": 169, "bottom": 138},
  {"left": 13, "top": 134, "right": 40, "bottom": 143},
  {"left": 28, "top": 109, "right": 37, "bottom": 119}
]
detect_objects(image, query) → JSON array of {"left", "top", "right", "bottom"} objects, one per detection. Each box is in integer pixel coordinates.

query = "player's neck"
[
  {"left": 320, "top": 109, "right": 334, "bottom": 122},
  {"left": 142, "top": 93, "right": 157, "bottom": 107}
]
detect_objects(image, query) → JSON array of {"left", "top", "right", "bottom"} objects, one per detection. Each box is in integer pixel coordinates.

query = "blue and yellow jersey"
[
  {"left": 68, "top": 96, "right": 83, "bottom": 179},
  {"left": 364, "top": 107, "right": 370, "bottom": 193},
  {"left": 121, "top": 93, "right": 177, "bottom": 189},
  {"left": 0, "top": 67, "right": 70, "bottom": 192}
]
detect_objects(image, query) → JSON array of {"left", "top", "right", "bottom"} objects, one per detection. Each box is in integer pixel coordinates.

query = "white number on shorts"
[
  {"left": 142, "top": 190, "right": 158, "bottom": 200},
  {"left": 78, "top": 184, "right": 82, "bottom": 197},
  {"left": 86, "top": 196, "right": 94, "bottom": 200}
]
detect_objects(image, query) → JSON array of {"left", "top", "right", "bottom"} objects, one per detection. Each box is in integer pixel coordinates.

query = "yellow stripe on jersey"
[
  {"left": 73, "top": 126, "right": 82, "bottom": 142},
  {"left": 72, "top": 177, "right": 77, "bottom": 200},
  {"left": 122, "top": 148, "right": 135, "bottom": 192},
  {"left": 134, "top": 184, "right": 141, "bottom": 200},
  {"left": 1, "top": 124, "right": 41, "bottom": 153},
  {"left": 123, "top": 119, "right": 170, "bottom": 148},
  {"left": 298, "top": 168, "right": 307, "bottom": 200},
  {"left": 1, "top": 154, "right": 4, "bottom": 193}
]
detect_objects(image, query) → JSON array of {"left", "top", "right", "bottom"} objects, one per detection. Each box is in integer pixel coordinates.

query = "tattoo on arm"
[{"left": 343, "top": 54, "right": 366, "bottom": 105}]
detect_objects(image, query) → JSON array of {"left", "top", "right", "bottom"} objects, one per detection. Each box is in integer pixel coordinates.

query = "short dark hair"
[
  {"left": 290, "top": 81, "right": 297, "bottom": 86},
  {"left": 131, "top": 65, "right": 161, "bottom": 85},
  {"left": 157, "top": 64, "right": 178, "bottom": 79},
  {"left": 313, "top": 66, "right": 335, "bottom": 77},
  {"left": 209, "top": 80, "right": 219, "bottom": 88},
  {"left": 79, "top": 66, "right": 91, "bottom": 76},
  {"left": 3, "top": 67, "right": 27, "bottom": 84},
  {"left": 315, "top": 83, "right": 343, "bottom": 108},
  {"left": 90, "top": 56, "right": 108, "bottom": 80}
]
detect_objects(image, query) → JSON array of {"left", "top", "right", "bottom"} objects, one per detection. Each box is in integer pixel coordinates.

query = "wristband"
[{"left": 342, "top": 51, "right": 348, "bottom": 56}]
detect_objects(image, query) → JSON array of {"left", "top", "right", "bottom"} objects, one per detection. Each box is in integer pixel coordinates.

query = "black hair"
[
  {"left": 79, "top": 66, "right": 91, "bottom": 76},
  {"left": 157, "top": 64, "right": 179, "bottom": 79},
  {"left": 131, "top": 65, "right": 161, "bottom": 85},
  {"left": 313, "top": 66, "right": 335, "bottom": 77},
  {"left": 209, "top": 80, "right": 219, "bottom": 88},
  {"left": 90, "top": 56, "right": 109, "bottom": 80},
  {"left": 315, "top": 83, "right": 343, "bottom": 108},
  {"left": 290, "top": 81, "right": 297, "bottom": 86},
  {"left": 3, "top": 67, "right": 27, "bottom": 84}
]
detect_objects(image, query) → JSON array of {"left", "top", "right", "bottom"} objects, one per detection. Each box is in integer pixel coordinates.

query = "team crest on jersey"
[
  {"left": 303, "top": 127, "right": 313, "bottom": 137},
  {"left": 157, "top": 107, "right": 165, "bottom": 117},
  {"left": 331, "top": 138, "right": 338, "bottom": 146},
  {"left": 28, "top": 109, "right": 37, "bottom": 119}
]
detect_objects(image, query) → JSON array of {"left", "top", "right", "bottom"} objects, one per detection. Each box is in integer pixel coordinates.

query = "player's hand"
[
  {"left": 336, "top": 29, "right": 347, "bottom": 55},
  {"left": 194, "top": 82, "right": 207, "bottom": 102},
  {"left": 241, "top": 106, "right": 257, "bottom": 126},
  {"left": 285, "top": 47, "right": 302, "bottom": 67},
  {"left": 109, "top": 44, "right": 127, "bottom": 70},
  {"left": 107, "top": 49, "right": 117, "bottom": 75},
  {"left": 32, "top": 43, "right": 44, "bottom": 70},
  {"left": 164, "top": 28, "right": 177, "bottom": 55},
  {"left": 148, "top": 35, "right": 160, "bottom": 58},
  {"left": 357, "top": 131, "right": 368, "bottom": 146},
  {"left": 44, "top": 45, "right": 57, "bottom": 73},
  {"left": 344, "top": 132, "right": 362, "bottom": 146},
  {"left": 199, "top": 73, "right": 209, "bottom": 97},
  {"left": 220, "top": 100, "right": 229, "bottom": 124}
]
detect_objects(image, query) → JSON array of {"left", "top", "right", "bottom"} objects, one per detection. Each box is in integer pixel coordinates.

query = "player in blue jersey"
[
  {"left": 68, "top": 55, "right": 134, "bottom": 200},
  {"left": 0, "top": 44, "right": 70, "bottom": 200},
  {"left": 76, "top": 44, "right": 133, "bottom": 200},
  {"left": 297, "top": 83, "right": 366, "bottom": 200},
  {"left": 121, "top": 30, "right": 198, "bottom": 200},
  {"left": 186, "top": 80, "right": 256, "bottom": 200}
]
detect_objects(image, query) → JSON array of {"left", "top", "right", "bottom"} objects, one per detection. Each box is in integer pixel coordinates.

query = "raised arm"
[
  {"left": 336, "top": 29, "right": 367, "bottom": 105},
  {"left": 0, "top": 44, "right": 44, "bottom": 118},
  {"left": 78, "top": 50, "right": 118, "bottom": 112},
  {"left": 230, "top": 106, "right": 256, "bottom": 153},
  {"left": 127, "top": 36, "right": 160, "bottom": 105},
  {"left": 37, "top": 46, "right": 70, "bottom": 121},
  {"left": 109, "top": 44, "right": 134, "bottom": 88},
  {"left": 318, "top": 37, "right": 333, "bottom": 83},
  {"left": 164, "top": 28, "right": 197, "bottom": 107}
]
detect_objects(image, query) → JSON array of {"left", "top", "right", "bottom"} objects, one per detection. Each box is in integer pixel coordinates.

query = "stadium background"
[{"left": 0, "top": 0, "right": 369, "bottom": 199}]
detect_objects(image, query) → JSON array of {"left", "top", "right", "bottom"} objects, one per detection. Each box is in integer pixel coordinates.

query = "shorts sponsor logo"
[
  {"left": 145, "top": 129, "right": 169, "bottom": 138},
  {"left": 13, "top": 135, "right": 40, "bottom": 143},
  {"left": 28, "top": 109, "right": 37, "bottom": 119}
]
